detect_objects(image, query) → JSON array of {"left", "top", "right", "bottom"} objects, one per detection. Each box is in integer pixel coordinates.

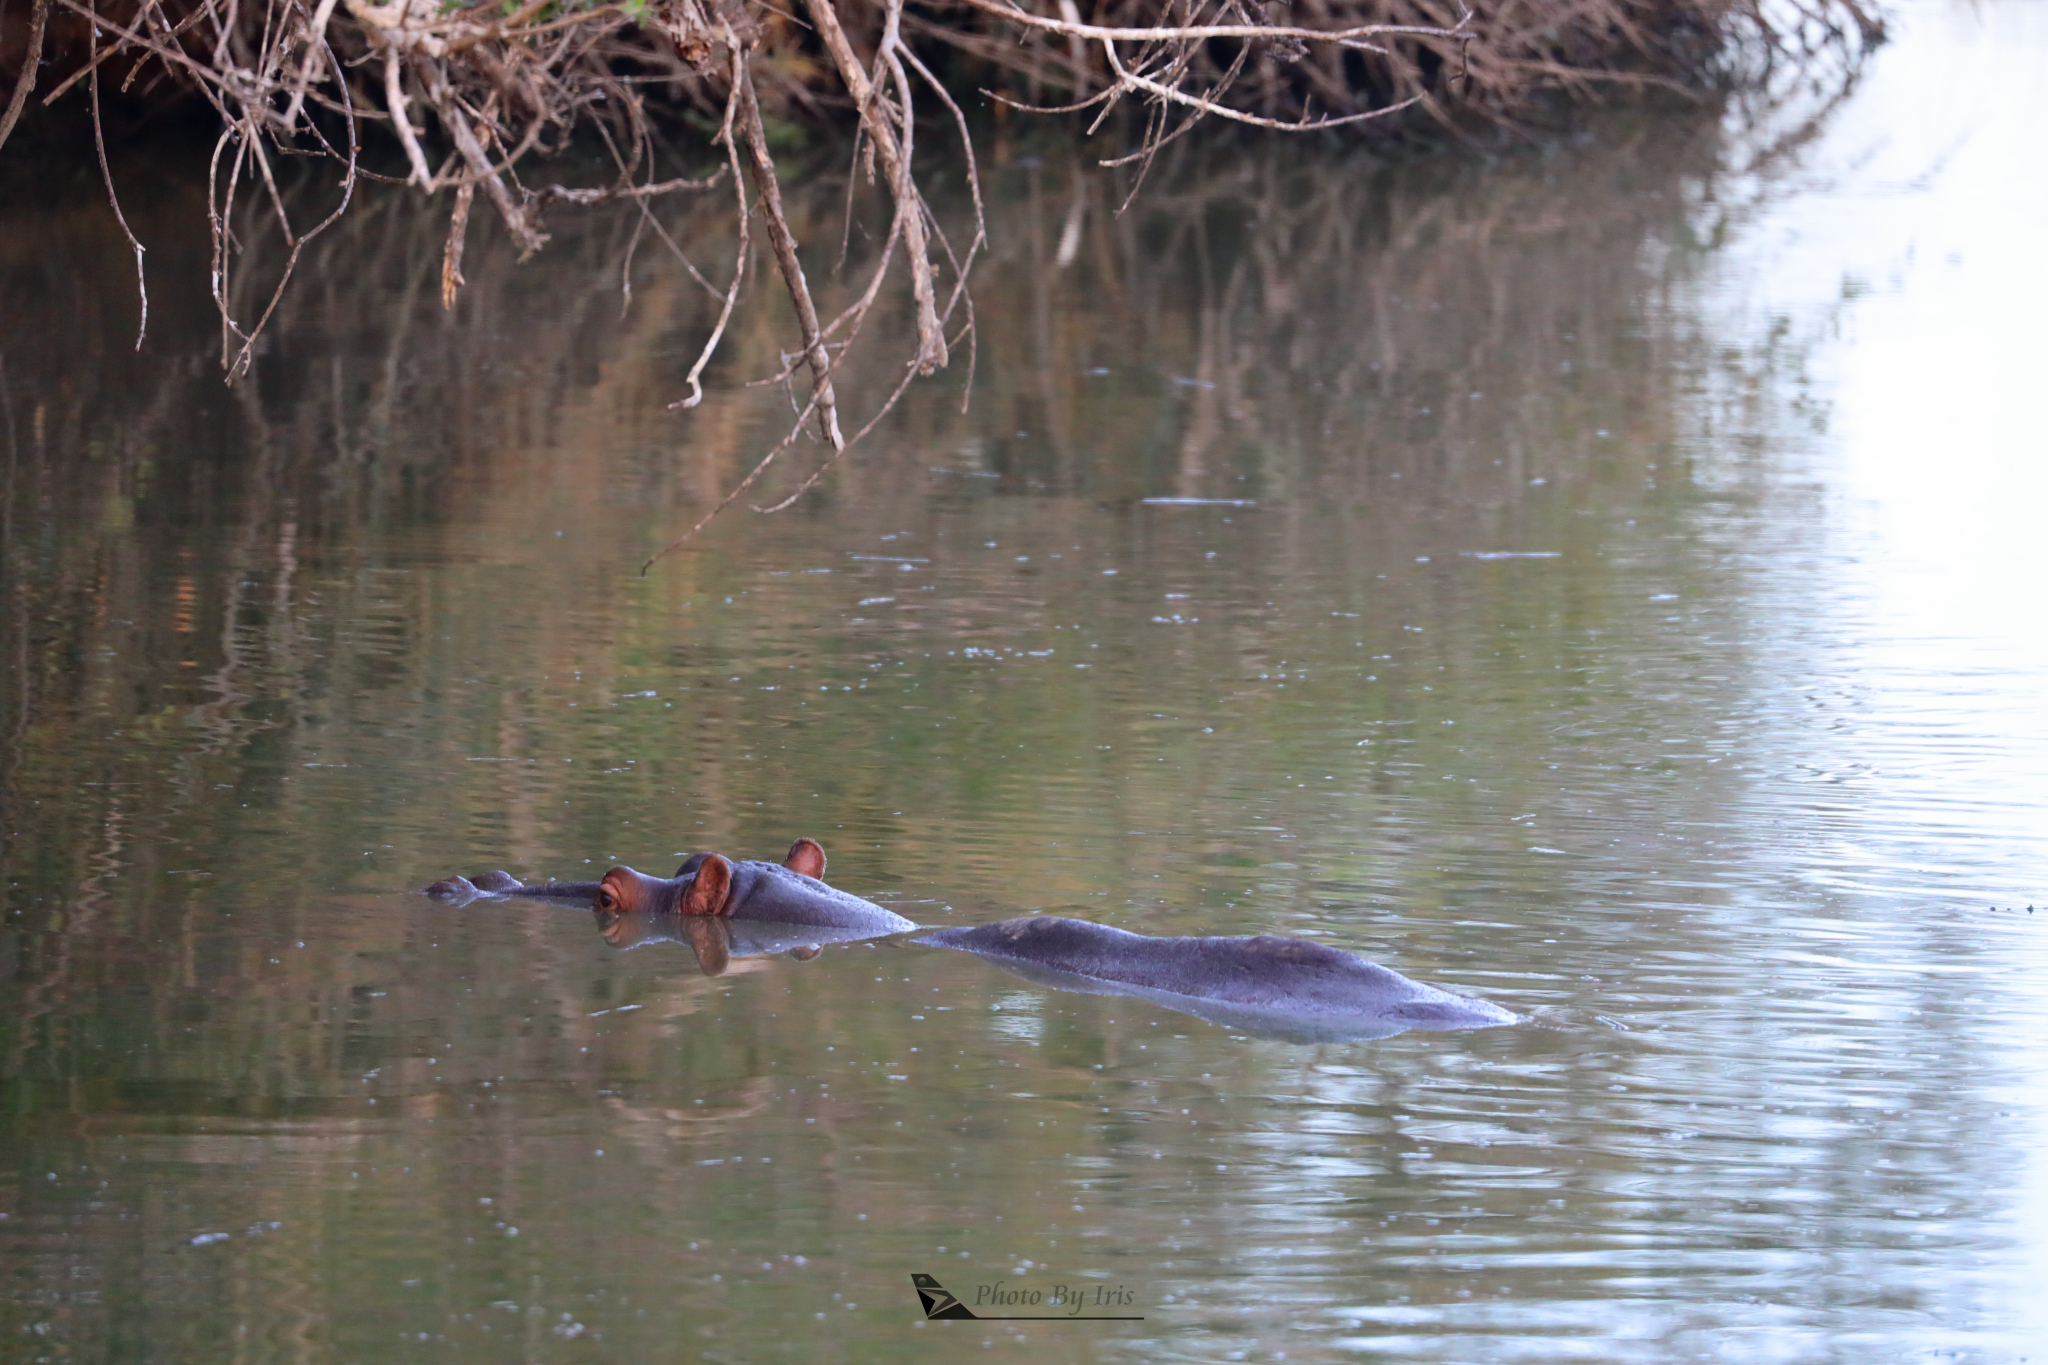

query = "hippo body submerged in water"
[
  {"left": 427, "top": 838, "right": 917, "bottom": 935},
  {"left": 922, "top": 916, "right": 1516, "bottom": 1042}
]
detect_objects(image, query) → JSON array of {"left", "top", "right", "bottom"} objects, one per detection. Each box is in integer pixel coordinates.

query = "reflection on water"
[
  {"left": 4, "top": 3, "right": 2048, "bottom": 1358},
  {"left": 593, "top": 907, "right": 885, "bottom": 970}
]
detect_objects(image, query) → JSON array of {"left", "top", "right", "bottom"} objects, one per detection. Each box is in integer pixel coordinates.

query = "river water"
[{"left": 3, "top": 2, "right": 2044, "bottom": 1360}]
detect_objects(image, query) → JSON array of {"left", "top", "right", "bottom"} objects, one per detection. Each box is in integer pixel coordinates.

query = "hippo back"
[{"left": 920, "top": 916, "right": 1515, "bottom": 1035}]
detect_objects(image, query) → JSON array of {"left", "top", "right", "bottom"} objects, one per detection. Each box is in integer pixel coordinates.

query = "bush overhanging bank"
[{"left": 0, "top": 0, "right": 1878, "bottom": 550}]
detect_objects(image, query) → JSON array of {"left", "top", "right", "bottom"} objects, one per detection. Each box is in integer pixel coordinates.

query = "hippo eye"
[{"left": 597, "top": 888, "right": 618, "bottom": 911}]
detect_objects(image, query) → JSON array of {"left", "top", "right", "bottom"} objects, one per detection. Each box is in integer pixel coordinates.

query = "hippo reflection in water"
[
  {"left": 427, "top": 839, "right": 1516, "bottom": 1038},
  {"left": 594, "top": 908, "right": 900, "bottom": 976},
  {"left": 921, "top": 916, "right": 1516, "bottom": 1042}
]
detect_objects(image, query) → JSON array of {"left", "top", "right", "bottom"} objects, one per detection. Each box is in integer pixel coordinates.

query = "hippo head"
[{"left": 597, "top": 856, "right": 736, "bottom": 916}]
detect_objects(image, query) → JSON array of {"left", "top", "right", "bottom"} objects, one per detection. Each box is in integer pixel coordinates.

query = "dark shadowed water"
[{"left": 3, "top": 3, "right": 2045, "bottom": 1361}]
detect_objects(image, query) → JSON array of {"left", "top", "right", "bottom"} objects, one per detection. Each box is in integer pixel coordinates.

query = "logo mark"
[
  {"left": 910, "top": 1274, "right": 1143, "bottom": 1321},
  {"left": 911, "top": 1273, "right": 979, "bottom": 1319}
]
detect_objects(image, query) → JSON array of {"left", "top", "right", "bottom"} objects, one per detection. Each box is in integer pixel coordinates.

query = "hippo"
[
  {"left": 920, "top": 916, "right": 1516, "bottom": 1042},
  {"left": 427, "top": 837, "right": 917, "bottom": 935}
]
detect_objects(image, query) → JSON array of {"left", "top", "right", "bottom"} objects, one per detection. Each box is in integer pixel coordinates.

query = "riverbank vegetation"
[{"left": 1, "top": 0, "right": 1877, "bottom": 549}]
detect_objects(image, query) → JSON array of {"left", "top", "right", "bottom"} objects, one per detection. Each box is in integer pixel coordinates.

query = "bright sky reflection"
[{"left": 1700, "top": 0, "right": 2048, "bottom": 1347}]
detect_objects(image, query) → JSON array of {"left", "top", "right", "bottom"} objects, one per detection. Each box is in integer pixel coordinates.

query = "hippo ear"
[
  {"left": 683, "top": 854, "right": 734, "bottom": 916},
  {"left": 783, "top": 837, "right": 826, "bottom": 880},
  {"left": 674, "top": 852, "right": 711, "bottom": 878}
]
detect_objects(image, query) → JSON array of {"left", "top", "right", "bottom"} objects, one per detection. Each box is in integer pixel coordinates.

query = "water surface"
[{"left": 3, "top": 4, "right": 2045, "bottom": 1360}]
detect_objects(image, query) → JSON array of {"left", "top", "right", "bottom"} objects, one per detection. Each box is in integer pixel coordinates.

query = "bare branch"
[
  {"left": 441, "top": 182, "right": 475, "bottom": 307},
  {"left": 1101, "top": 37, "right": 1428, "bottom": 135},
  {"left": 732, "top": 48, "right": 843, "bottom": 449},
  {"left": 0, "top": 0, "right": 51, "bottom": 153},
  {"left": 803, "top": 0, "right": 947, "bottom": 374},
  {"left": 949, "top": 0, "right": 1468, "bottom": 50},
  {"left": 383, "top": 48, "right": 436, "bottom": 187},
  {"left": 670, "top": 50, "right": 752, "bottom": 411},
  {"left": 88, "top": 10, "right": 149, "bottom": 350},
  {"left": 532, "top": 169, "right": 728, "bottom": 206}
]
